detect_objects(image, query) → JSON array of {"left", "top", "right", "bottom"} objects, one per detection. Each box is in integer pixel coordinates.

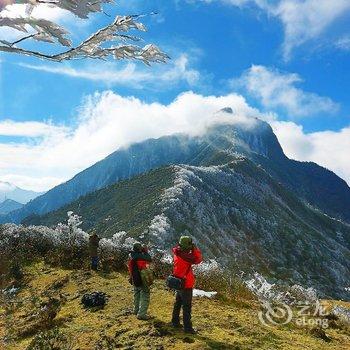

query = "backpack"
[
  {"left": 81, "top": 291, "right": 107, "bottom": 308},
  {"left": 140, "top": 267, "right": 154, "bottom": 287}
]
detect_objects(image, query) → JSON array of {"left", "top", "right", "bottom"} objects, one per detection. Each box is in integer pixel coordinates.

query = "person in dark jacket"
[
  {"left": 89, "top": 231, "right": 100, "bottom": 271},
  {"left": 171, "top": 236, "right": 202, "bottom": 334},
  {"left": 128, "top": 242, "right": 152, "bottom": 320}
]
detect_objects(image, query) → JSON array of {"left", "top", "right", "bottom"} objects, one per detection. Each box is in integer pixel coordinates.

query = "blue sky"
[{"left": 0, "top": 0, "right": 350, "bottom": 191}]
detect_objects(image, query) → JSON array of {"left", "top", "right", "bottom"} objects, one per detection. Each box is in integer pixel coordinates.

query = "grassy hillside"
[
  {"left": 24, "top": 167, "right": 176, "bottom": 238},
  {"left": 1, "top": 262, "right": 350, "bottom": 350}
]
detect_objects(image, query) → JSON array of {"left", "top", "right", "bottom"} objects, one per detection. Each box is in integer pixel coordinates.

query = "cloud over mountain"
[
  {"left": 0, "top": 91, "right": 269, "bottom": 191},
  {"left": 0, "top": 89, "right": 348, "bottom": 192}
]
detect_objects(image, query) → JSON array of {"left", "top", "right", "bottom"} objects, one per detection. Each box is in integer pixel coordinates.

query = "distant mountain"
[
  {"left": 0, "top": 181, "right": 42, "bottom": 204},
  {"left": 0, "top": 199, "right": 23, "bottom": 215},
  {"left": 3, "top": 111, "right": 350, "bottom": 224},
  {"left": 24, "top": 161, "right": 350, "bottom": 300}
]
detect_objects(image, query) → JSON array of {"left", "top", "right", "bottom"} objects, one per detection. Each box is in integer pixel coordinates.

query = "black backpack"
[
  {"left": 81, "top": 291, "right": 107, "bottom": 308},
  {"left": 129, "top": 259, "right": 143, "bottom": 287}
]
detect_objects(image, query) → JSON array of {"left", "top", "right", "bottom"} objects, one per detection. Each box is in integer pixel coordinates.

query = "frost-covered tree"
[{"left": 0, "top": 0, "right": 169, "bottom": 63}]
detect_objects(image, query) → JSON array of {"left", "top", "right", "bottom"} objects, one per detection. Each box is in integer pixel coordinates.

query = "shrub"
[
  {"left": 194, "top": 260, "right": 256, "bottom": 303},
  {"left": 98, "top": 231, "right": 136, "bottom": 272},
  {"left": 244, "top": 272, "right": 319, "bottom": 305},
  {"left": 0, "top": 213, "right": 140, "bottom": 286},
  {"left": 0, "top": 212, "right": 90, "bottom": 285},
  {"left": 150, "top": 250, "right": 172, "bottom": 279}
]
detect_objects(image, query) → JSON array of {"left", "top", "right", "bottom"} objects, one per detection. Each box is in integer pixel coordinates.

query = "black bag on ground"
[{"left": 81, "top": 291, "right": 107, "bottom": 308}]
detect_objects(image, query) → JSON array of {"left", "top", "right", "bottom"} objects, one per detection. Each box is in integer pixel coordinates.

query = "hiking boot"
[
  {"left": 184, "top": 328, "right": 198, "bottom": 334},
  {"left": 170, "top": 322, "right": 182, "bottom": 328},
  {"left": 137, "top": 315, "right": 152, "bottom": 321}
]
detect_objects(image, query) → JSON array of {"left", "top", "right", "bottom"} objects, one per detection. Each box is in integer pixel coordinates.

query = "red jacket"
[
  {"left": 172, "top": 245, "right": 203, "bottom": 289},
  {"left": 127, "top": 251, "right": 152, "bottom": 287},
  {"left": 128, "top": 259, "right": 149, "bottom": 273}
]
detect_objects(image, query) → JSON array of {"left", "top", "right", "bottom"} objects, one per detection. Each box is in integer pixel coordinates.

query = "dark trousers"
[
  {"left": 91, "top": 256, "right": 98, "bottom": 270},
  {"left": 171, "top": 288, "right": 193, "bottom": 331}
]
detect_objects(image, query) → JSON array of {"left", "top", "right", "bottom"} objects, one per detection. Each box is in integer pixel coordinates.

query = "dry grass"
[{"left": 1, "top": 262, "right": 350, "bottom": 350}]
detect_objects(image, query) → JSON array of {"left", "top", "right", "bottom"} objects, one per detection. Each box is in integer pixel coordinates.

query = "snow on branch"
[
  {"left": 0, "top": 17, "right": 71, "bottom": 46},
  {"left": 0, "top": 1, "right": 169, "bottom": 63},
  {"left": 1, "top": 0, "right": 114, "bottom": 18}
]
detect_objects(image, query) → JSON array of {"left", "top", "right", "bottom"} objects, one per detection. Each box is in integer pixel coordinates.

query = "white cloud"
[
  {"left": 232, "top": 65, "right": 339, "bottom": 118},
  {"left": 0, "top": 120, "right": 68, "bottom": 137},
  {"left": 273, "top": 0, "right": 350, "bottom": 60},
  {"left": 0, "top": 91, "right": 268, "bottom": 191},
  {"left": 198, "top": 0, "right": 350, "bottom": 59},
  {"left": 18, "top": 54, "right": 202, "bottom": 88},
  {"left": 272, "top": 120, "right": 350, "bottom": 185},
  {"left": 335, "top": 35, "right": 350, "bottom": 51}
]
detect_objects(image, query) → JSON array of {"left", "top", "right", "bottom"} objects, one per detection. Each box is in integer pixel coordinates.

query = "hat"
[
  {"left": 179, "top": 236, "right": 193, "bottom": 251},
  {"left": 133, "top": 242, "right": 143, "bottom": 252}
]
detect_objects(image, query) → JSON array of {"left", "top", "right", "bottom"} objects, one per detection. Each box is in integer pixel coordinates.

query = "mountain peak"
[
  {"left": 219, "top": 107, "right": 234, "bottom": 114},
  {"left": 0, "top": 198, "right": 23, "bottom": 215},
  {"left": 0, "top": 181, "right": 42, "bottom": 204},
  {"left": 0, "top": 181, "right": 16, "bottom": 192},
  {"left": 206, "top": 117, "right": 286, "bottom": 161}
]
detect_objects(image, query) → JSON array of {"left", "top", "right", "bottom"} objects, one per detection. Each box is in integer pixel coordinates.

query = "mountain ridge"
[
  {"left": 0, "top": 198, "right": 23, "bottom": 215},
  {"left": 3, "top": 113, "right": 350, "bottom": 224}
]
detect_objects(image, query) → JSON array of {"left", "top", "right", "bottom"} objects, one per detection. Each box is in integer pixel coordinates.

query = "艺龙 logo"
[
  {"left": 258, "top": 300, "right": 329, "bottom": 328},
  {"left": 258, "top": 301, "right": 293, "bottom": 326}
]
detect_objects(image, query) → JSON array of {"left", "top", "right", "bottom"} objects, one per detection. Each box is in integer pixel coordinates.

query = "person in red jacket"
[
  {"left": 128, "top": 242, "right": 152, "bottom": 320},
  {"left": 171, "top": 236, "right": 202, "bottom": 334}
]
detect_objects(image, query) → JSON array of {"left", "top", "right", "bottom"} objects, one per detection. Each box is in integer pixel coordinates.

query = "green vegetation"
[{"left": 24, "top": 167, "right": 176, "bottom": 238}]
